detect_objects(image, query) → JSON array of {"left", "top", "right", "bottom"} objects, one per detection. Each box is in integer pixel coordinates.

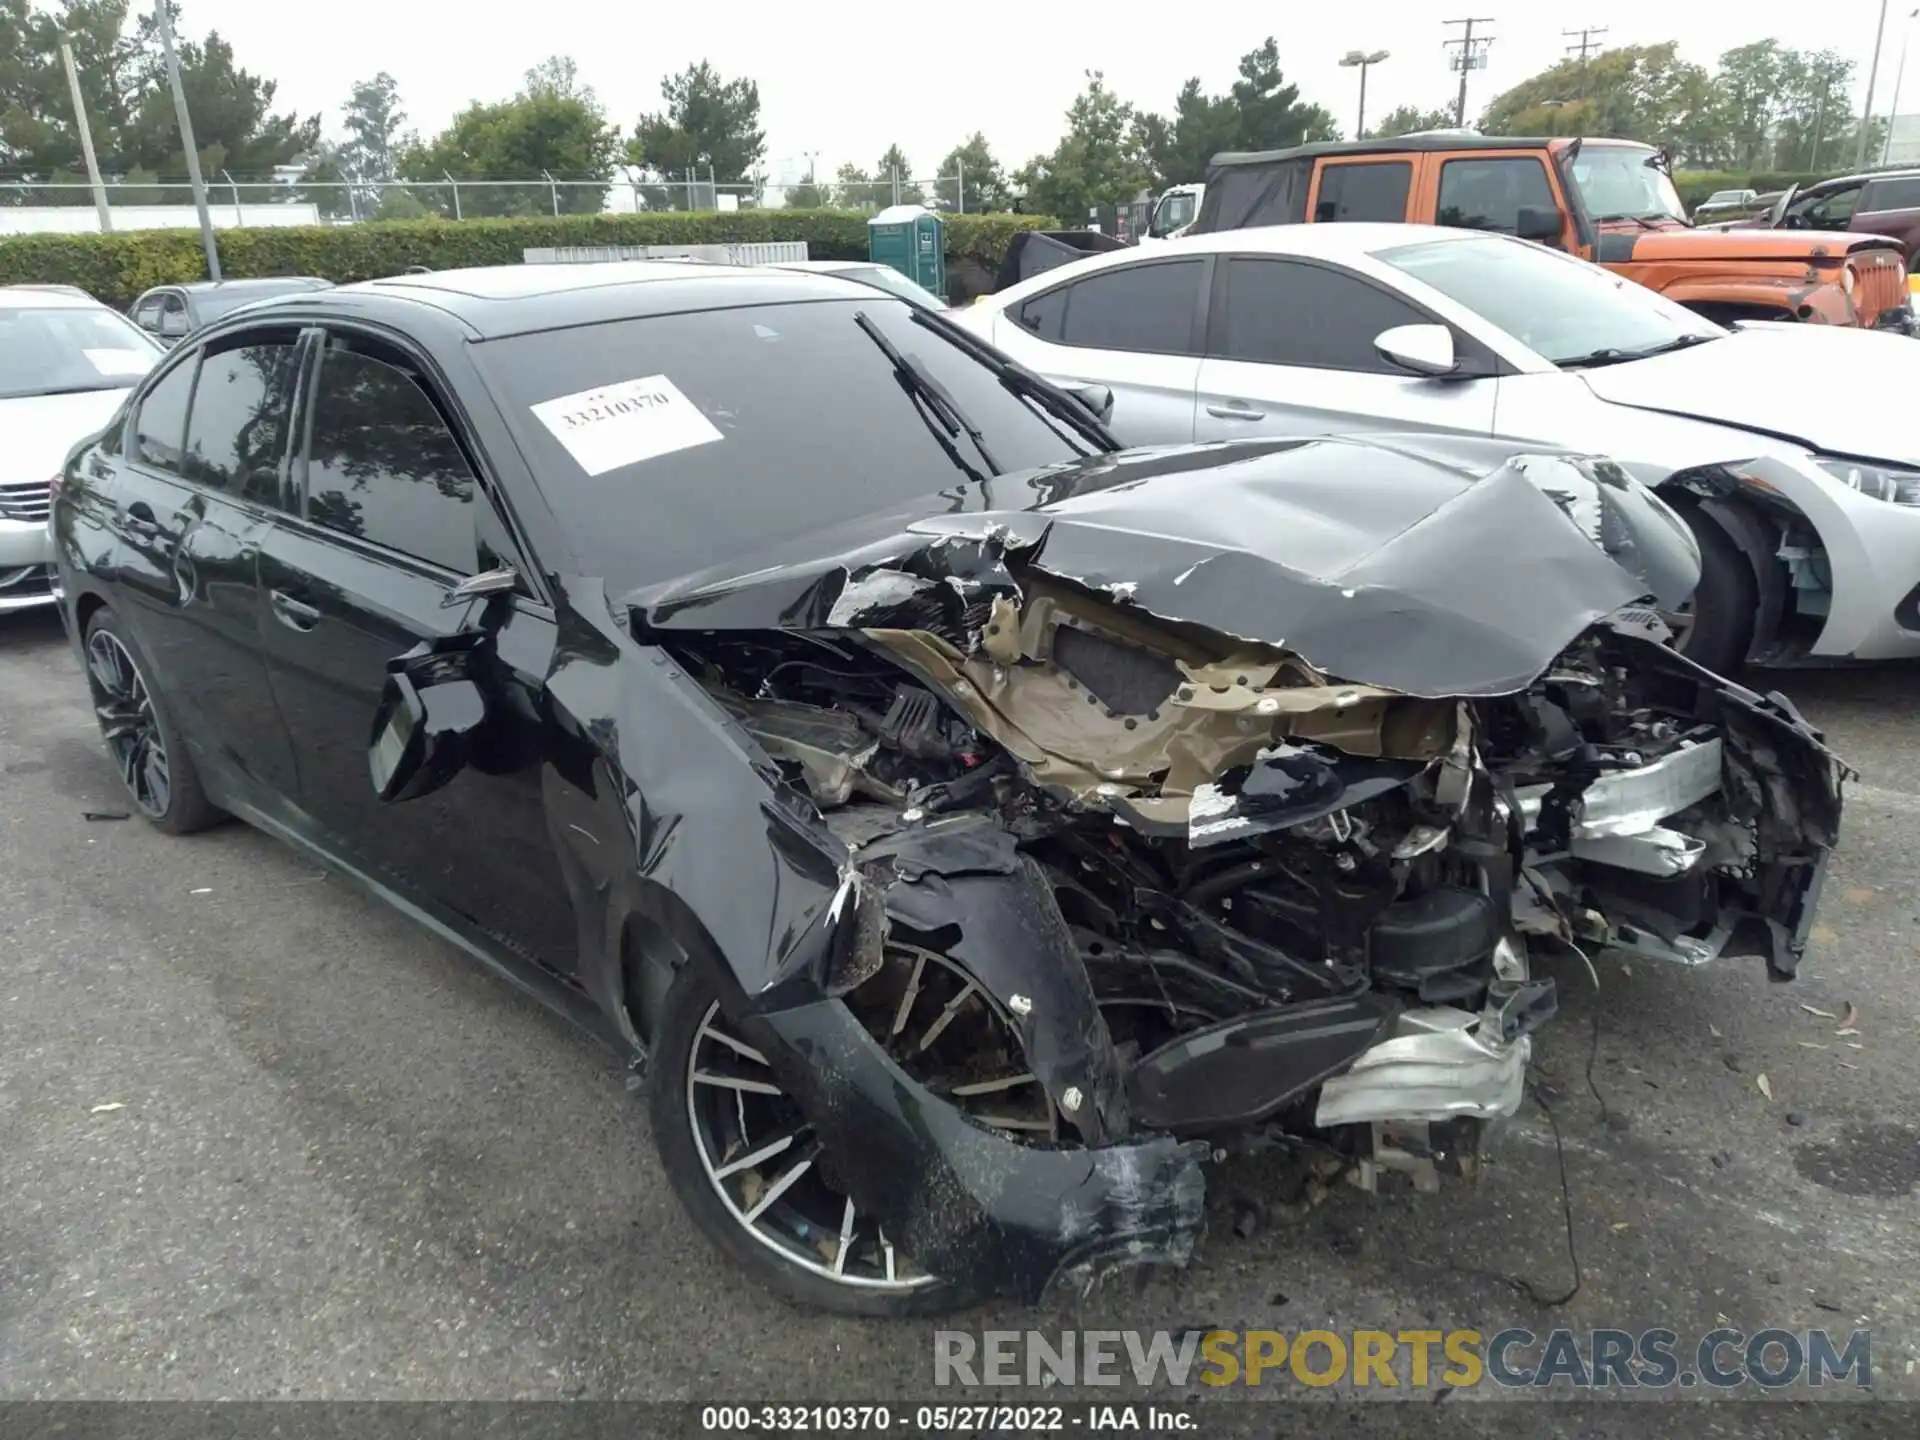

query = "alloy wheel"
[
  {"left": 85, "top": 629, "right": 171, "bottom": 818},
  {"left": 683, "top": 944, "right": 1055, "bottom": 1294}
]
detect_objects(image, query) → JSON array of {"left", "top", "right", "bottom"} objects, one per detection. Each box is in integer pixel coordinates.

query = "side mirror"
[
  {"left": 1374, "top": 323, "right": 1460, "bottom": 378},
  {"left": 368, "top": 649, "right": 488, "bottom": 803},
  {"left": 1061, "top": 382, "right": 1115, "bottom": 423},
  {"left": 158, "top": 312, "right": 189, "bottom": 339},
  {"left": 1515, "top": 206, "right": 1563, "bottom": 243}
]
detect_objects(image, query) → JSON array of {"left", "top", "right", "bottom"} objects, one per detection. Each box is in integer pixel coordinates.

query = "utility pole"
[
  {"left": 57, "top": 34, "right": 113, "bottom": 233},
  {"left": 1563, "top": 25, "right": 1608, "bottom": 62},
  {"left": 1884, "top": 7, "right": 1920, "bottom": 164},
  {"left": 1859, "top": 0, "right": 1892, "bottom": 166},
  {"left": 153, "top": 0, "right": 220, "bottom": 280},
  {"left": 1444, "top": 18, "right": 1496, "bottom": 128}
]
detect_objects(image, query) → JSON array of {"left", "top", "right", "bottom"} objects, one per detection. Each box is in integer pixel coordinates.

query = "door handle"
[
  {"left": 1206, "top": 402, "right": 1266, "bottom": 421},
  {"left": 122, "top": 502, "right": 160, "bottom": 539},
  {"left": 270, "top": 589, "right": 321, "bottom": 632}
]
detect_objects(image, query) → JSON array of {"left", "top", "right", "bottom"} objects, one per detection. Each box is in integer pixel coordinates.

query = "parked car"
[
  {"left": 1692, "top": 187, "right": 1761, "bottom": 221},
  {"left": 1, "top": 284, "right": 164, "bottom": 614},
  {"left": 128, "top": 277, "right": 333, "bottom": 346},
  {"left": 51, "top": 261, "right": 1842, "bottom": 1316},
  {"left": 770, "top": 259, "right": 948, "bottom": 309},
  {"left": 1182, "top": 135, "right": 1912, "bottom": 332},
  {"left": 951, "top": 222, "right": 1920, "bottom": 674},
  {"left": 1722, "top": 170, "right": 1920, "bottom": 271}
]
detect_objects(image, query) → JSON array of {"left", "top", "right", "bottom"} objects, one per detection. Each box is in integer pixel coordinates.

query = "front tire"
[
  {"left": 82, "top": 608, "right": 222, "bottom": 835},
  {"left": 1671, "top": 507, "right": 1757, "bottom": 675},
  {"left": 647, "top": 961, "right": 972, "bottom": 1317}
]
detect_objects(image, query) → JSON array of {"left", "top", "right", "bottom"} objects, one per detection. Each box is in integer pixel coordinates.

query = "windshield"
[
  {"left": 0, "top": 304, "right": 161, "bottom": 400},
  {"left": 1378, "top": 235, "right": 1722, "bottom": 366},
  {"left": 1150, "top": 193, "right": 1197, "bottom": 237},
  {"left": 833, "top": 265, "right": 947, "bottom": 310},
  {"left": 1567, "top": 145, "right": 1687, "bottom": 224},
  {"left": 477, "top": 297, "right": 1093, "bottom": 592}
]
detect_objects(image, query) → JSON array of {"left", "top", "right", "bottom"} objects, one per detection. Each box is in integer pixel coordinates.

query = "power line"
[
  {"left": 1444, "top": 17, "right": 1496, "bottom": 127},
  {"left": 1563, "top": 26, "right": 1608, "bottom": 63}
]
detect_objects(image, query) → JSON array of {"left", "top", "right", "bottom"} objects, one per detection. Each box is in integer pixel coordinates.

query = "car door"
[
  {"left": 254, "top": 326, "right": 577, "bottom": 977},
  {"left": 107, "top": 327, "right": 303, "bottom": 800},
  {"left": 1193, "top": 256, "right": 1500, "bottom": 444},
  {"left": 989, "top": 256, "right": 1210, "bottom": 446}
]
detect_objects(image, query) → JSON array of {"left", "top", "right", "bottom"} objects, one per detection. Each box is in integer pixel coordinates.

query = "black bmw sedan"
[{"left": 50, "top": 263, "right": 1845, "bottom": 1317}]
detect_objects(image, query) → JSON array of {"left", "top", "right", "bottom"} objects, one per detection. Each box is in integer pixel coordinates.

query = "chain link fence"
[{"left": 3, "top": 170, "right": 976, "bottom": 228}]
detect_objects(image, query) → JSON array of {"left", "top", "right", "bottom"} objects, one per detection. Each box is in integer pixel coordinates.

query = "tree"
[
  {"left": 1014, "top": 71, "right": 1150, "bottom": 223},
  {"left": 874, "top": 143, "right": 923, "bottom": 205},
  {"left": 1131, "top": 39, "right": 1338, "bottom": 192},
  {"left": 936, "top": 132, "right": 1009, "bottom": 212},
  {"left": 400, "top": 66, "right": 620, "bottom": 217},
  {"left": 1480, "top": 43, "right": 1715, "bottom": 157},
  {"left": 629, "top": 60, "right": 765, "bottom": 187},
  {"left": 832, "top": 161, "right": 885, "bottom": 210},
  {"left": 1366, "top": 104, "right": 1457, "bottom": 139},
  {"left": 120, "top": 27, "right": 319, "bottom": 184},
  {"left": 783, "top": 179, "right": 832, "bottom": 208}
]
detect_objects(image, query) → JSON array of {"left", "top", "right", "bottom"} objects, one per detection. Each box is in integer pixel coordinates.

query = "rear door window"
[
  {"left": 1052, "top": 260, "right": 1206, "bottom": 354},
  {"left": 1313, "top": 162, "right": 1414, "bottom": 222},
  {"left": 1212, "top": 258, "right": 1429, "bottom": 372},
  {"left": 182, "top": 336, "right": 302, "bottom": 506},
  {"left": 1862, "top": 177, "right": 1920, "bottom": 213},
  {"left": 1436, "top": 157, "right": 1557, "bottom": 234},
  {"left": 129, "top": 359, "right": 197, "bottom": 473}
]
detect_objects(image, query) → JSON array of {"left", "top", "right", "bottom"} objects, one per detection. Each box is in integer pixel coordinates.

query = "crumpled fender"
[
  {"left": 742, "top": 994, "right": 1208, "bottom": 1305},
  {"left": 854, "top": 815, "right": 1126, "bottom": 1144}
]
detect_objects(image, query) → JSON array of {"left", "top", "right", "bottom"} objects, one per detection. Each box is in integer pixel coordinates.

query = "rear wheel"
[
  {"left": 1668, "top": 508, "right": 1757, "bottom": 675},
  {"left": 81, "top": 608, "right": 222, "bottom": 834}
]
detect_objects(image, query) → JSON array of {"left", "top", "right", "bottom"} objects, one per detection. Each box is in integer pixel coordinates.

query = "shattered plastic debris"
[
  {"left": 88, "top": 1102, "right": 125, "bottom": 1114},
  {"left": 1756, "top": 1074, "right": 1774, "bottom": 1100}
]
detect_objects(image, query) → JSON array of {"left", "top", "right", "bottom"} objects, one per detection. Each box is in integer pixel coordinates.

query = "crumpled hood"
[
  {"left": 628, "top": 435, "right": 1699, "bottom": 700},
  {"left": 1580, "top": 326, "right": 1920, "bottom": 466},
  {"left": 0, "top": 389, "right": 130, "bottom": 487}
]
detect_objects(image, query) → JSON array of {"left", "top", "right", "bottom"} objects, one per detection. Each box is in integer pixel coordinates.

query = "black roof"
[
  {"left": 1208, "top": 132, "right": 1651, "bottom": 168},
  {"left": 247, "top": 262, "right": 905, "bottom": 341}
]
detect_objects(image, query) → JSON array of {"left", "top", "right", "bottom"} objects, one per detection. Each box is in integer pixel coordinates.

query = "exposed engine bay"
[
  {"left": 664, "top": 576, "right": 1842, "bottom": 1190},
  {"left": 622, "top": 438, "right": 1847, "bottom": 1301}
]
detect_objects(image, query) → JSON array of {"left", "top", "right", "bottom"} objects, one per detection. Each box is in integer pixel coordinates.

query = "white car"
[
  {"left": 1, "top": 286, "right": 164, "bottom": 614},
  {"left": 952, "top": 223, "right": 1920, "bottom": 673}
]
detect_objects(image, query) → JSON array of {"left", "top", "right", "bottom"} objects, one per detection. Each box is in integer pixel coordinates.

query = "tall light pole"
[
  {"left": 1883, "top": 7, "right": 1920, "bottom": 163},
  {"left": 153, "top": 0, "right": 220, "bottom": 280},
  {"left": 57, "top": 33, "right": 113, "bottom": 232},
  {"left": 1340, "top": 49, "right": 1391, "bottom": 138},
  {"left": 1859, "top": 0, "right": 1893, "bottom": 167}
]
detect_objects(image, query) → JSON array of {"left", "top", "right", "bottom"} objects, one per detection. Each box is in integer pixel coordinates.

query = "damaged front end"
[{"left": 626, "top": 438, "right": 1848, "bottom": 1303}]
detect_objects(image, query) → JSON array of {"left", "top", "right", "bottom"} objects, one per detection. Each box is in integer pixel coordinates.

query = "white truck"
[{"left": 1138, "top": 183, "right": 1204, "bottom": 245}]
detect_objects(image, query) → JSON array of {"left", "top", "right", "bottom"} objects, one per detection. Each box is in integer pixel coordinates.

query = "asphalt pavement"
[{"left": 3, "top": 605, "right": 1918, "bottom": 1413}]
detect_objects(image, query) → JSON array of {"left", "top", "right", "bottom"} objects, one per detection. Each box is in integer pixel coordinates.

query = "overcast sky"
[{"left": 155, "top": 0, "right": 1916, "bottom": 183}]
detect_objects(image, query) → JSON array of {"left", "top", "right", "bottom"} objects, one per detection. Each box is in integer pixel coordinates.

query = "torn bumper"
[{"left": 746, "top": 995, "right": 1208, "bottom": 1304}]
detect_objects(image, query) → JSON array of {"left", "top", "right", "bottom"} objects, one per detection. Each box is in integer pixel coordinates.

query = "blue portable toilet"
[{"left": 867, "top": 204, "right": 946, "bottom": 302}]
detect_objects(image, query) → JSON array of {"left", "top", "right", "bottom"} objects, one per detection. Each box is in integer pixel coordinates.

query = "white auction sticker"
[
  {"left": 529, "top": 374, "right": 723, "bottom": 477},
  {"left": 84, "top": 348, "right": 155, "bottom": 378}
]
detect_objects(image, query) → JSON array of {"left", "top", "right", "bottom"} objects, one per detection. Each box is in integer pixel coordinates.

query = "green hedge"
[
  {"left": 1672, "top": 170, "right": 1830, "bottom": 212},
  {"left": 0, "top": 209, "right": 1057, "bottom": 310}
]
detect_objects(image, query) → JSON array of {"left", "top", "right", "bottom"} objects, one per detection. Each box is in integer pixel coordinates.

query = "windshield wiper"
[
  {"left": 1556, "top": 332, "right": 1721, "bottom": 369},
  {"left": 1591, "top": 213, "right": 1665, "bottom": 229},
  {"left": 907, "top": 306, "right": 1117, "bottom": 455},
  {"left": 853, "top": 311, "right": 1000, "bottom": 484}
]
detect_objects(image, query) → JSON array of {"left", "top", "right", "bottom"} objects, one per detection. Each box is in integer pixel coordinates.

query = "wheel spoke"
[
  {"left": 741, "top": 1151, "right": 815, "bottom": 1224},
  {"left": 831, "top": 1197, "right": 857, "bottom": 1277},
  {"left": 948, "top": 1072, "right": 1040, "bottom": 1097},
  {"left": 916, "top": 981, "right": 978, "bottom": 1054},
  {"left": 889, "top": 950, "right": 927, "bottom": 1037},
  {"left": 713, "top": 1127, "right": 802, "bottom": 1180},
  {"left": 700, "top": 1022, "right": 768, "bottom": 1067},
  {"left": 692, "top": 1068, "right": 782, "bottom": 1096}
]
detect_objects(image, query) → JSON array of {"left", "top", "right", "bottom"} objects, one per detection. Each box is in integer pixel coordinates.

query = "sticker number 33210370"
[{"left": 528, "top": 374, "right": 725, "bottom": 477}]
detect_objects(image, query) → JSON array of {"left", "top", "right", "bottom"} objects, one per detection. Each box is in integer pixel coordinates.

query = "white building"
[
  {"left": 1885, "top": 114, "right": 1920, "bottom": 167},
  {"left": 0, "top": 202, "right": 321, "bottom": 236}
]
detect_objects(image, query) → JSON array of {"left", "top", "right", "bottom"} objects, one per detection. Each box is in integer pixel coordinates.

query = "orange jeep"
[{"left": 1190, "top": 134, "right": 1914, "bottom": 332}]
